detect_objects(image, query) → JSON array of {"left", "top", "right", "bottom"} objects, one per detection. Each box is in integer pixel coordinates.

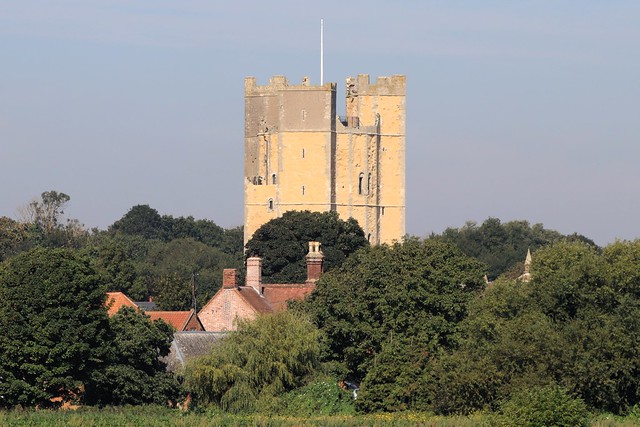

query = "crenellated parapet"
[
  {"left": 346, "top": 74, "right": 406, "bottom": 97},
  {"left": 243, "top": 73, "right": 405, "bottom": 246},
  {"left": 245, "top": 76, "right": 336, "bottom": 96}
]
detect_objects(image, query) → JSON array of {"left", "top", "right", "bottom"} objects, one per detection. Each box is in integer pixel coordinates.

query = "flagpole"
[{"left": 320, "top": 18, "right": 324, "bottom": 85}]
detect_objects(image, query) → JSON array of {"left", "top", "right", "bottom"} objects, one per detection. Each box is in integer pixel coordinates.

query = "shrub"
[
  {"left": 266, "top": 377, "right": 355, "bottom": 416},
  {"left": 498, "top": 385, "right": 590, "bottom": 427}
]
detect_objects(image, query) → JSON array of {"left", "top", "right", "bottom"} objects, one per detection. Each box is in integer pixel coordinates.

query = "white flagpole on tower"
[{"left": 320, "top": 18, "right": 324, "bottom": 85}]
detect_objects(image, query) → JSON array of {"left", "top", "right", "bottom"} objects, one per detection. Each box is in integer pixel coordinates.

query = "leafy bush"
[
  {"left": 266, "top": 377, "right": 355, "bottom": 416},
  {"left": 498, "top": 385, "right": 590, "bottom": 427}
]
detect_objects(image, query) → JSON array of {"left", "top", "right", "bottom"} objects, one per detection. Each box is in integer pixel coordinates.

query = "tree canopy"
[
  {"left": 434, "top": 217, "right": 596, "bottom": 279},
  {"left": 108, "top": 205, "right": 241, "bottom": 257},
  {"left": 85, "top": 307, "right": 182, "bottom": 406},
  {"left": 425, "top": 240, "right": 640, "bottom": 416},
  {"left": 244, "top": 211, "right": 369, "bottom": 283},
  {"left": 0, "top": 248, "right": 110, "bottom": 408},
  {"left": 303, "top": 238, "right": 487, "bottom": 411}
]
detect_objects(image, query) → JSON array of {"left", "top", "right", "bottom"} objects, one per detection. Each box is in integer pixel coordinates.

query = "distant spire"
[
  {"left": 524, "top": 248, "right": 532, "bottom": 274},
  {"left": 518, "top": 248, "right": 533, "bottom": 283}
]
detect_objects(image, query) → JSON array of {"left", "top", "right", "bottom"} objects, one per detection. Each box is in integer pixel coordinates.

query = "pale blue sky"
[{"left": 1, "top": 1, "right": 639, "bottom": 245}]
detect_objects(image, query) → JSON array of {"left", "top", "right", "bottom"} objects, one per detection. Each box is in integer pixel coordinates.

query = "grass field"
[{"left": 2, "top": 406, "right": 640, "bottom": 426}]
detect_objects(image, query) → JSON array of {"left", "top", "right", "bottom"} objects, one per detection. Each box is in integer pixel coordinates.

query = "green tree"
[
  {"left": 109, "top": 205, "right": 242, "bottom": 259},
  {"left": 109, "top": 205, "right": 165, "bottom": 240},
  {"left": 16, "top": 191, "right": 87, "bottom": 249},
  {"left": 435, "top": 218, "right": 596, "bottom": 279},
  {"left": 20, "top": 191, "right": 70, "bottom": 234},
  {"left": 427, "top": 240, "right": 640, "bottom": 415},
  {"left": 0, "top": 217, "right": 36, "bottom": 261},
  {"left": 84, "top": 307, "right": 182, "bottom": 406},
  {"left": 185, "top": 311, "right": 323, "bottom": 413},
  {"left": 141, "top": 238, "right": 240, "bottom": 310},
  {"left": 0, "top": 248, "right": 110, "bottom": 408},
  {"left": 221, "top": 226, "right": 244, "bottom": 260},
  {"left": 89, "top": 237, "right": 148, "bottom": 300},
  {"left": 245, "top": 211, "right": 369, "bottom": 283},
  {"left": 305, "top": 238, "right": 486, "bottom": 405}
]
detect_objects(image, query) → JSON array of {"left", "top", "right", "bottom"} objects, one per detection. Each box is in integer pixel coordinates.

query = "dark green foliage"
[
  {"left": 498, "top": 385, "right": 589, "bottom": 427},
  {"left": 303, "top": 238, "right": 486, "bottom": 413},
  {"left": 142, "top": 238, "right": 240, "bottom": 310},
  {"left": 185, "top": 311, "right": 323, "bottom": 413},
  {"left": 0, "top": 248, "right": 110, "bottom": 408},
  {"left": 435, "top": 218, "right": 596, "bottom": 279},
  {"left": 109, "top": 205, "right": 242, "bottom": 258},
  {"left": 356, "top": 338, "right": 430, "bottom": 413},
  {"left": 87, "top": 232, "right": 242, "bottom": 310},
  {"left": 220, "top": 226, "right": 244, "bottom": 262},
  {"left": 88, "top": 235, "right": 149, "bottom": 300},
  {"left": 84, "top": 307, "right": 182, "bottom": 406},
  {"left": 307, "top": 239, "right": 486, "bottom": 380},
  {"left": 428, "top": 240, "right": 640, "bottom": 415},
  {"left": 109, "top": 205, "right": 165, "bottom": 240},
  {"left": 244, "top": 211, "right": 368, "bottom": 284},
  {"left": 427, "top": 281, "right": 564, "bottom": 414}
]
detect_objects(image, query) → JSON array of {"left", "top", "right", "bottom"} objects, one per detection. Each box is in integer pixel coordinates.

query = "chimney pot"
[
  {"left": 305, "top": 241, "right": 324, "bottom": 283},
  {"left": 246, "top": 256, "right": 263, "bottom": 294},
  {"left": 222, "top": 269, "right": 238, "bottom": 289}
]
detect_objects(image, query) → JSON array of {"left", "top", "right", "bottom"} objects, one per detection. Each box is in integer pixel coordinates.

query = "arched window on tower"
[
  {"left": 358, "top": 173, "right": 364, "bottom": 195},
  {"left": 272, "top": 174, "right": 276, "bottom": 185},
  {"left": 268, "top": 199, "right": 273, "bottom": 211}
]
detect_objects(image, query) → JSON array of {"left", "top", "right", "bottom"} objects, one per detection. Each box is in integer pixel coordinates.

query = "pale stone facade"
[{"left": 244, "top": 74, "right": 406, "bottom": 245}]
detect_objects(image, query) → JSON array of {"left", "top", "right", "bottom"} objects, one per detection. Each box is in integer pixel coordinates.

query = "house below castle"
[{"left": 198, "top": 241, "right": 324, "bottom": 332}]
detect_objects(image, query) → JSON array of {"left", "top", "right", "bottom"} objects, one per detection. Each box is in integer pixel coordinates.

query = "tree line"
[{"left": 4, "top": 190, "right": 638, "bottom": 425}]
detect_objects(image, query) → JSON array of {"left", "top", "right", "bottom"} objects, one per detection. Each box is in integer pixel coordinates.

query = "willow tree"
[{"left": 185, "top": 311, "right": 323, "bottom": 413}]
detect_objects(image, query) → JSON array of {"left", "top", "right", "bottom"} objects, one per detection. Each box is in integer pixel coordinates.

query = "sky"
[{"left": 1, "top": 1, "right": 639, "bottom": 246}]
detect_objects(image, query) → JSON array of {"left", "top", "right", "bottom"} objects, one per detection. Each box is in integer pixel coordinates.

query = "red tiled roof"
[
  {"left": 147, "top": 310, "right": 201, "bottom": 331},
  {"left": 105, "top": 292, "right": 138, "bottom": 317},
  {"left": 262, "top": 283, "right": 316, "bottom": 311},
  {"left": 236, "top": 287, "right": 274, "bottom": 314}
]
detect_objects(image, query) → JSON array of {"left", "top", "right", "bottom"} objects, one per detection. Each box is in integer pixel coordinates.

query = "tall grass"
[{"left": 2, "top": 407, "right": 640, "bottom": 427}]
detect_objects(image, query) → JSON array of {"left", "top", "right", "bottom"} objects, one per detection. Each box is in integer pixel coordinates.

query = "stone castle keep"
[{"left": 244, "top": 74, "right": 406, "bottom": 245}]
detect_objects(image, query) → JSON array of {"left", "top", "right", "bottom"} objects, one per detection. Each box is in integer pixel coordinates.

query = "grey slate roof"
[
  {"left": 135, "top": 301, "right": 158, "bottom": 311},
  {"left": 164, "top": 331, "right": 226, "bottom": 373}
]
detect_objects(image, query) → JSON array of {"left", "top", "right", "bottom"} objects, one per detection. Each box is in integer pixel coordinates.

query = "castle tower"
[{"left": 244, "top": 75, "right": 405, "bottom": 245}]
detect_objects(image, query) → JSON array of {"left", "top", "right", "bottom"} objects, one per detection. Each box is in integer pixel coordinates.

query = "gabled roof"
[
  {"left": 147, "top": 309, "right": 203, "bottom": 331},
  {"left": 135, "top": 301, "right": 157, "bottom": 311},
  {"left": 105, "top": 292, "right": 138, "bottom": 317},
  {"left": 163, "top": 331, "right": 226, "bottom": 372},
  {"left": 236, "top": 286, "right": 274, "bottom": 314}
]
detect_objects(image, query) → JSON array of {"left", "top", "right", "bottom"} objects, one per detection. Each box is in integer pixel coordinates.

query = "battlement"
[
  {"left": 245, "top": 76, "right": 336, "bottom": 95},
  {"left": 244, "top": 73, "right": 405, "bottom": 246},
  {"left": 346, "top": 74, "right": 406, "bottom": 97}
]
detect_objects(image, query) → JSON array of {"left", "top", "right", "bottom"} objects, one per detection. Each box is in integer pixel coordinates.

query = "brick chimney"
[
  {"left": 305, "top": 241, "right": 324, "bottom": 283},
  {"left": 222, "top": 269, "right": 238, "bottom": 289},
  {"left": 246, "top": 256, "right": 262, "bottom": 294}
]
